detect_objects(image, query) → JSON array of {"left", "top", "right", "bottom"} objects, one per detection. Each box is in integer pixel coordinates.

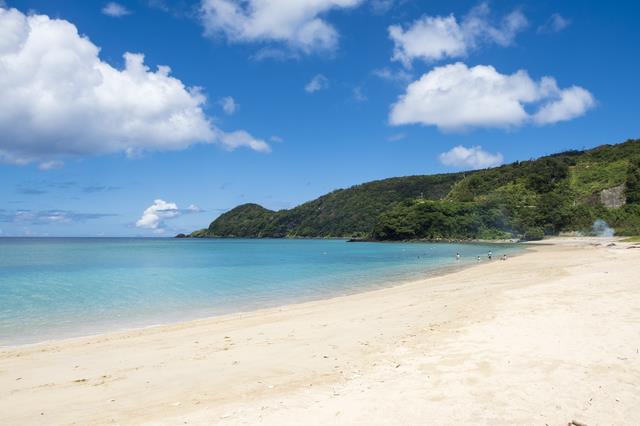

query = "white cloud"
[
  {"left": 136, "top": 199, "right": 204, "bottom": 232},
  {"left": 372, "top": 67, "right": 412, "bottom": 83},
  {"left": 199, "top": 0, "right": 363, "bottom": 54},
  {"left": 439, "top": 145, "right": 504, "bottom": 169},
  {"left": 533, "top": 86, "right": 595, "bottom": 125},
  {"left": 389, "top": 3, "right": 527, "bottom": 67},
  {"left": 305, "top": 74, "right": 329, "bottom": 93},
  {"left": 102, "top": 2, "right": 132, "bottom": 17},
  {"left": 389, "top": 62, "right": 594, "bottom": 131},
  {"left": 538, "top": 13, "right": 570, "bottom": 34},
  {"left": 0, "top": 7, "right": 269, "bottom": 167},
  {"left": 220, "top": 96, "right": 238, "bottom": 114},
  {"left": 136, "top": 199, "right": 180, "bottom": 230},
  {"left": 215, "top": 128, "right": 271, "bottom": 152}
]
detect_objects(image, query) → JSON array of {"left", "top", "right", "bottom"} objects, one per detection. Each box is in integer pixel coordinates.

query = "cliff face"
[{"left": 600, "top": 185, "right": 626, "bottom": 209}]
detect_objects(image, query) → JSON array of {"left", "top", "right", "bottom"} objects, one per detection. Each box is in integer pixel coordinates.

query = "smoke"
[{"left": 592, "top": 219, "right": 615, "bottom": 237}]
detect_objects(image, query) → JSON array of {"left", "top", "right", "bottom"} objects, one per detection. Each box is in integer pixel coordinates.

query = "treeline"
[
  {"left": 186, "top": 139, "right": 640, "bottom": 240},
  {"left": 196, "top": 173, "right": 466, "bottom": 238}
]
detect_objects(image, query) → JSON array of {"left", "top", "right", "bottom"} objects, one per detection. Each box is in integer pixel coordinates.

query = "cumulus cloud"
[
  {"left": 538, "top": 13, "right": 570, "bottom": 34},
  {"left": 199, "top": 0, "right": 363, "bottom": 54},
  {"left": 0, "top": 7, "right": 269, "bottom": 167},
  {"left": 136, "top": 199, "right": 203, "bottom": 232},
  {"left": 389, "top": 3, "right": 527, "bottom": 67},
  {"left": 219, "top": 96, "right": 238, "bottom": 114},
  {"left": 102, "top": 2, "right": 132, "bottom": 17},
  {"left": 389, "top": 62, "right": 595, "bottom": 132},
  {"left": 305, "top": 74, "right": 329, "bottom": 93},
  {"left": 533, "top": 86, "right": 595, "bottom": 125},
  {"left": 439, "top": 145, "right": 504, "bottom": 169},
  {"left": 136, "top": 199, "right": 179, "bottom": 231}
]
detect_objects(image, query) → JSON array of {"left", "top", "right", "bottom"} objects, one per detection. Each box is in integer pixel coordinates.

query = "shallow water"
[{"left": 0, "top": 238, "right": 521, "bottom": 345}]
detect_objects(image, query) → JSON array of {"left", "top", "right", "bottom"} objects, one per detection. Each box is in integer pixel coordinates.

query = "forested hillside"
[{"left": 184, "top": 139, "right": 640, "bottom": 240}]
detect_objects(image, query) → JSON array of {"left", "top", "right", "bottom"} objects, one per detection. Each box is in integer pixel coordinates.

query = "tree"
[{"left": 525, "top": 157, "right": 569, "bottom": 193}]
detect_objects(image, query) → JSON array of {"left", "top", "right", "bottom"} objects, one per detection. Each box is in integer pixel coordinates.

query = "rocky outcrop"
[{"left": 600, "top": 184, "right": 626, "bottom": 209}]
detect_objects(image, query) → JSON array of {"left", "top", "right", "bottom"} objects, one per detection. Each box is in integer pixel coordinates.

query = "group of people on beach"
[{"left": 456, "top": 250, "right": 507, "bottom": 262}]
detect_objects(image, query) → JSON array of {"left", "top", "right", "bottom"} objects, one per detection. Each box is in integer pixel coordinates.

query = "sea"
[{"left": 0, "top": 238, "right": 521, "bottom": 346}]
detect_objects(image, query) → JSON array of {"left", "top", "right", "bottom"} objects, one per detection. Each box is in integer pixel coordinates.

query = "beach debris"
[{"left": 568, "top": 421, "right": 588, "bottom": 426}]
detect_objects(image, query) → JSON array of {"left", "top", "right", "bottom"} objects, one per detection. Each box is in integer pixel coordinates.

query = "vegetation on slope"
[
  {"left": 201, "top": 173, "right": 466, "bottom": 238},
  {"left": 187, "top": 139, "right": 640, "bottom": 240}
]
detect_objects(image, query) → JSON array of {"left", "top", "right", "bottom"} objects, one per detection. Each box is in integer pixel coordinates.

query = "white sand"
[{"left": 1, "top": 237, "right": 639, "bottom": 425}]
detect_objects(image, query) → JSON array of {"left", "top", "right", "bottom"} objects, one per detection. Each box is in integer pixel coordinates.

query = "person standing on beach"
[
  {"left": 488, "top": 250, "right": 492, "bottom": 260},
  {"left": 456, "top": 252, "right": 460, "bottom": 261},
  {"left": 477, "top": 256, "right": 481, "bottom": 262}
]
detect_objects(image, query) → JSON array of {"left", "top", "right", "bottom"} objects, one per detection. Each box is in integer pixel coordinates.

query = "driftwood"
[{"left": 568, "top": 420, "right": 588, "bottom": 426}]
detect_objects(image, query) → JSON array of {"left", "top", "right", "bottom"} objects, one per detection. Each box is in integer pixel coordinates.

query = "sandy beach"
[{"left": 1, "top": 237, "right": 639, "bottom": 425}]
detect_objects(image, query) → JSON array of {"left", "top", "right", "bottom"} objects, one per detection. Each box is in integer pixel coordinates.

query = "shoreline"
[
  {"left": 0, "top": 241, "right": 525, "bottom": 349},
  {"left": 1, "top": 237, "right": 638, "bottom": 425}
]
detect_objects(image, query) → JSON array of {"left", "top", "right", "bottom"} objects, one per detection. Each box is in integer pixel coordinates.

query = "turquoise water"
[{"left": 0, "top": 238, "right": 520, "bottom": 346}]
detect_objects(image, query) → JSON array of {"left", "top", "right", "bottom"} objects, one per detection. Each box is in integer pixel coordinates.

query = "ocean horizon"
[{"left": 0, "top": 238, "right": 521, "bottom": 346}]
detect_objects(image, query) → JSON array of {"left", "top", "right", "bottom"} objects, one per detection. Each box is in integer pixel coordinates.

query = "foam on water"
[{"left": 0, "top": 238, "right": 521, "bottom": 345}]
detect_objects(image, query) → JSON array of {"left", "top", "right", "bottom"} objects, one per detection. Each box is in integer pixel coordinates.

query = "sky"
[{"left": 0, "top": 0, "right": 638, "bottom": 237}]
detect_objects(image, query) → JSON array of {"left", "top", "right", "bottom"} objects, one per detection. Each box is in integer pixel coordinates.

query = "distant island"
[{"left": 181, "top": 139, "right": 640, "bottom": 241}]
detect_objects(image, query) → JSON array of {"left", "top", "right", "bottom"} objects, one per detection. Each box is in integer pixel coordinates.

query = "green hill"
[{"left": 187, "top": 139, "right": 640, "bottom": 240}]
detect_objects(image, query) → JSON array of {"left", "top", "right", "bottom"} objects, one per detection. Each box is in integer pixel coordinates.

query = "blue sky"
[{"left": 0, "top": 0, "right": 638, "bottom": 236}]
